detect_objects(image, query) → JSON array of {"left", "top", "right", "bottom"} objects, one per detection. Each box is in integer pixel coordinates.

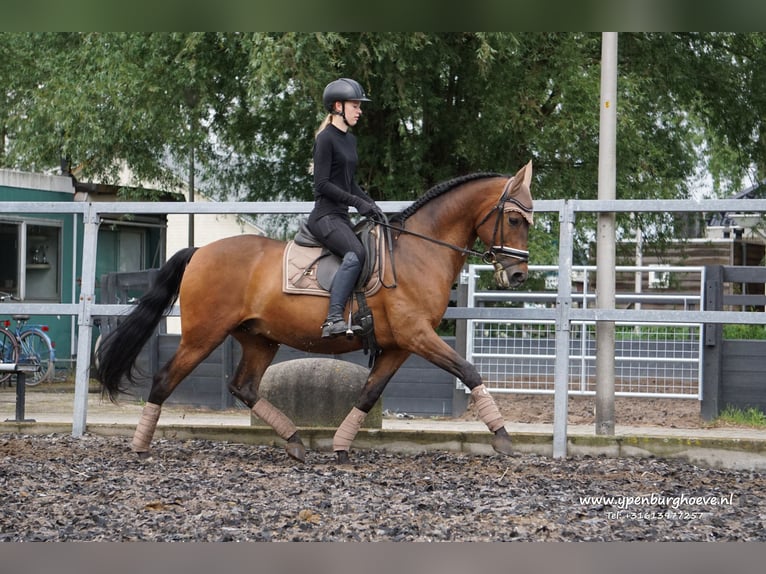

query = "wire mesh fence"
[{"left": 464, "top": 265, "right": 704, "bottom": 398}]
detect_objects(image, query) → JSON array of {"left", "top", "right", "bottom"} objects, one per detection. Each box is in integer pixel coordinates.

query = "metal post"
[
  {"left": 701, "top": 265, "right": 723, "bottom": 420},
  {"left": 3, "top": 367, "right": 36, "bottom": 423},
  {"left": 452, "top": 267, "right": 470, "bottom": 416},
  {"left": 72, "top": 203, "right": 99, "bottom": 437},
  {"left": 553, "top": 202, "right": 575, "bottom": 458},
  {"left": 634, "top": 218, "right": 643, "bottom": 312},
  {"left": 595, "top": 32, "right": 618, "bottom": 435},
  {"left": 15, "top": 370, "right": 27, "bottom": 422},
  {"left": 188, "top": 146, "right": 195, "bottom": 248}
]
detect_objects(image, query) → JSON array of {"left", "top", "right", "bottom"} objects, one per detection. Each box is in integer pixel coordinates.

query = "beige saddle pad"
[{"left": 282, "top": 240, "right": 384, "bottom": 298}]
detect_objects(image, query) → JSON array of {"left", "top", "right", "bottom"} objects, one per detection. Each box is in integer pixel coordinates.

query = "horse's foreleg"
[
  {"left": 470, "top": 384, "right": 514, "bottom": 455},
  {"left": 407, "top": 332, "right": 514, "bottom": 456},
  {"left": 228, "top": 336, "right": 305, "bottom": 462},
  {"left": 333, "top": 349, "right": 410, "bottom": 464}
]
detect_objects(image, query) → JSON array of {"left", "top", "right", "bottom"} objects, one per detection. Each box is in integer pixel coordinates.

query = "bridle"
[
  {"left": 374, "top": 176, "right": 532, "bottom": 287},
  {"left": 378, "top": 176, "right": 531, "bottom": 262},
  {"left": 474, "top": 177, "right": 532, "bottom": 265}
]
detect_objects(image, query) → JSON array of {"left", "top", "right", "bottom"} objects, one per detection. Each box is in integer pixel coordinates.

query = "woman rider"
[{"left": 308, "top": 78, "right": 384, "bottom": 338}]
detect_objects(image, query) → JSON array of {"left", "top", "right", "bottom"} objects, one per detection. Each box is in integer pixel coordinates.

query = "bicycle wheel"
[
  {"left": 0, "top": 327, "right": 19, "bottom": 385},
  {"left": 19, "top": 329, "right": 55, "bottom": 385}
]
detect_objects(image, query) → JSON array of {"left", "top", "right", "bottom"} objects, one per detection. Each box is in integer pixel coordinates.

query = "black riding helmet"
[{"left": 322, "top": 78, "right": 371, "bottom": 113}]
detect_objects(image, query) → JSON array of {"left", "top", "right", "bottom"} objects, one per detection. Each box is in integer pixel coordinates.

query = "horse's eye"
[{"left": 508, "top": 215, "right": 523, "bottom": 227}]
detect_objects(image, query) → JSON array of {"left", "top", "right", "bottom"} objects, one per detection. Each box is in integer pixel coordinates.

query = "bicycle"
[{"left": 0, "top": 291, "right": 56, "bottom": 386}]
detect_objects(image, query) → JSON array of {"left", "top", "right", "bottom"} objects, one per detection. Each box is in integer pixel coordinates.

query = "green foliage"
[
  {"left": 716, "top": 405, "right": 766, "bottom": 427},
  {"left": 2, "top": 32, "right": 765, "bottom": 238},
  {"left": 723, "top": 324, "right": 766, "bottom": 340},
  {"left": 614, "top": 325, "right": 696, "bottom": 341},
  {"left": 569, "top": 324, "right": 698, "bottom": 342}
]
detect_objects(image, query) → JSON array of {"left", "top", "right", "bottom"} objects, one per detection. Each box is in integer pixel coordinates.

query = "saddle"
[
  {"left": 283, "top": 219, "right": 384, "bottom": 298},
  {"left": 283, "top": 219, "right": 386, "bottom": 366}
]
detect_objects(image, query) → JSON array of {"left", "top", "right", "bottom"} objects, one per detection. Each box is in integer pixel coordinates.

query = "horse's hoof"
[
  {"left": 335, "top": 450, "right": 350, "bottom": 465},
  {"left": 491, "top": 434, "right": 515, "bottom": 456},
  {"left": 284, "top": 441, "right": 306, "bottom": 463},
  {"left": 135, "top": 450, "right": 152, "bottom": 460}
]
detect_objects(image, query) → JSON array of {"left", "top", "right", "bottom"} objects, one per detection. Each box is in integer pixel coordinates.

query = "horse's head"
[{"left": 475, "top": 161, "right": 534, "bottom": 289}]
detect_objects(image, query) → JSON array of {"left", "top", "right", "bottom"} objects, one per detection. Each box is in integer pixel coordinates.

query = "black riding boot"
[{"left": 322, "top": 252, "right": 361, "bottom": 338}]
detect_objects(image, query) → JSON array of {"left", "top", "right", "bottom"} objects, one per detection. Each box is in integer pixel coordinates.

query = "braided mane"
[{"left": 393, "top": 172, "right": 505, "bottom": 223}]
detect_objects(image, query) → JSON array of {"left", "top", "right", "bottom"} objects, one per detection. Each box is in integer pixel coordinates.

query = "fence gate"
[{"left": 462, "top": 264, "right": 704, "bottom": 399}]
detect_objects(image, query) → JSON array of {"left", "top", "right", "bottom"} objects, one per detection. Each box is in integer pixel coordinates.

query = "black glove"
[{"left": 359, "top": 202, "right": 385, "bottom": 221}]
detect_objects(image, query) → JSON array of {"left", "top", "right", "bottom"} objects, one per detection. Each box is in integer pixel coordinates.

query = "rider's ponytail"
[{"left": 314, "top": 114, "right": 333, "bottom": 138}]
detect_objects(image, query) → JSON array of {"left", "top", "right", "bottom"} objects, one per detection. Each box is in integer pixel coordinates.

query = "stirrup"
[{"left": 321, "top": 316, "right": 363, "bottom": 339}]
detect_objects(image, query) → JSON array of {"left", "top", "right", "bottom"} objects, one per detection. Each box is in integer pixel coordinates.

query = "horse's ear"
[
  {"left": 522, "top": 160, "right": 533, "bottom": 189},
  {"left": 510, "top": 160, "right": 533, "bottom": 192}
]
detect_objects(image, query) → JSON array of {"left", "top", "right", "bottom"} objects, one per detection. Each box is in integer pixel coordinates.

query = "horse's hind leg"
[
  {"left": 228, "top": 335, "right": 306, "bottom": 462},
  {"left": 132, "top": 333, "right": 227, "bottom": 456}
]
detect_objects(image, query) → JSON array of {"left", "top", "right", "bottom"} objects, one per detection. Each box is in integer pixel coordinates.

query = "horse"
[{"left": 94, "top": 161, "right": 534, "bottom": 464}]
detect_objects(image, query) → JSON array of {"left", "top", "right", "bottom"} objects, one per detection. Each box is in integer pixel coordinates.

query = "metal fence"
[
  {"left": 463, "top": 264, "right": 704, "bottom": 398},
  {"left": 4, "top": 196, "right": 766, "bottom": 458}
]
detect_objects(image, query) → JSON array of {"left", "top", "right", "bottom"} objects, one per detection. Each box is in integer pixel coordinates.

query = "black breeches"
[{"left": 307, "top": 214, "right": 366, "bottom": 266}]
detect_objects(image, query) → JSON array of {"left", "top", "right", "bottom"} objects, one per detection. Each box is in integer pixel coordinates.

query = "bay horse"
[{"left": 95, "top": 161, "right": 534, "bottom": 464}]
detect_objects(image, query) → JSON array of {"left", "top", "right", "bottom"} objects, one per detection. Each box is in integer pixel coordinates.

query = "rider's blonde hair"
[
  {"left": 314, "top": 113, "right": 333, "bottom": 138},
  {"left": 309, "top": 114, "right": 334, "bottom": 174}
]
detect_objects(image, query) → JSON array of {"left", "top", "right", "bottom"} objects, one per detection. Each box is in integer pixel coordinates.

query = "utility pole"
[
  {"left": 595, "top": 32, "right": 618, "bottom": 435},
  {"left": 188, "top": 145, "right": 195, "bottom": 248}
]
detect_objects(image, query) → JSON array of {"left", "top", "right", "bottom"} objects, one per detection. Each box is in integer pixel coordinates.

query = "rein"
[
  {"left": 375, "top": 176, "right": 531, "bottom": 275},
  {"left": 376, "top": 219, "right": 491, "bottom": 260}
]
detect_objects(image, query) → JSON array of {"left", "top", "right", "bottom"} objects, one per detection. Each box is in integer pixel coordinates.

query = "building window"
[
  {"left": 0, "top": 222, "right": 19, "bottom": 296},
  {"left": 25, "top": 223, "right": 61, "bottom": 301},
  {"left": 648, "top": 266, "right": 670, "bottom": 289},
  {"left": 0, "top": 220, "right": 61, "bottom": 301}
]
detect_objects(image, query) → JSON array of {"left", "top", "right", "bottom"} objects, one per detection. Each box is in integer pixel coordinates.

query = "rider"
[{"left": 308, "top": 78, "right": 384, "bottom": 338}]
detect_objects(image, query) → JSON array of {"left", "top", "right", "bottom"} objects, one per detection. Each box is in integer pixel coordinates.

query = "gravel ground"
[
  {"left": 1, "top": 432, "right": 764, "bottom": 542},
  {"left": 483, "top": 394, "right": 706, "bottom": 428}
]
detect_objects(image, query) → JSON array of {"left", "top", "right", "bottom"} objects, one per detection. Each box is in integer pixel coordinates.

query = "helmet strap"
[{"left": 332, "top": 101, "right": 351, "bottom": 127}]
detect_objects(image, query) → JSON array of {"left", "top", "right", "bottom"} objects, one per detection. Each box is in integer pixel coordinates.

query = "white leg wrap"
[
  {"left": 333, "top": 407, "right": 367, "bottom": 452},
  {"left": 251, "top": 398, "right": 298, "bottom": 440},
  {"left": 132, "top": 402, "right": 162, "bottom": 453},
  {"left": 471, "top": 384, "right": 505, "bottom": 432}
]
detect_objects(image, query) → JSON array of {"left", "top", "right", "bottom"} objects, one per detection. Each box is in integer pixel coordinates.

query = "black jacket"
[{"left": 311, "top": 124, "right": 374, "bottom": 219}]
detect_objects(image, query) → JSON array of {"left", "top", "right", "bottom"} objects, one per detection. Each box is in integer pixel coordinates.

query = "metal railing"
[
  {"left": 3, "top": 197, "right": 766, "bottom": 458},
  {"left": 462, "top": 264, "right": 704, "bottom": 399}
]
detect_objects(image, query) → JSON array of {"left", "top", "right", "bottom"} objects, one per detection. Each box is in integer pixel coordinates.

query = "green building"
[{"left": 0, "top": 169, "right": 177, "bottom": 375}]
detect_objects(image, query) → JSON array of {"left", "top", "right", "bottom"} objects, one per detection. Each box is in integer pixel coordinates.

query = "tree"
[
  {"left": 3, "top": 33, "right": 766, "bottom": 259},
  {"left": 1, "top": 33, "right": 249, "bottom": 197},
  {"left": 670, "top": 33, "right": 766, "bottom": 191},
  {"left": 232, "top": 33, "right": 604, "bottom": 203}
]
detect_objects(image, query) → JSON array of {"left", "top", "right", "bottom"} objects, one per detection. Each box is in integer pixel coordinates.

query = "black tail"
[{"left": 95, "top": 247, "right": 198, "bottom": 401}]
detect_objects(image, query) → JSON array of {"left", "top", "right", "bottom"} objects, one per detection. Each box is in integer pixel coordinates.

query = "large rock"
[{"left": 251, "top": 358, "right": 381, "bottom": 429}]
